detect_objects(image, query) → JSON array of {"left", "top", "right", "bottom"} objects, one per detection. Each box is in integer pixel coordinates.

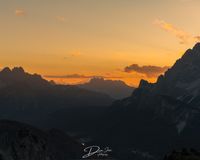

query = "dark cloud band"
[
  {"left": 124, "top": 64, "right": 169, "bottom": 77},
  {"left": 44, "top": 74, "right": 122, "bottom": 79}
]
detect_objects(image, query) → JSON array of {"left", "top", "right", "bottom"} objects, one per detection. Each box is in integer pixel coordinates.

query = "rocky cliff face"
[
  {"left": 115, "top": 43, "right": 200, "bottom": 133},
  {"left": 98, "top": 43, "right": 200, "bottom": 157}
]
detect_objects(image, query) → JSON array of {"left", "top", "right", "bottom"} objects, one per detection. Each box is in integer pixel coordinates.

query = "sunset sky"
[{"left": 1, "top": 0, "right": 200, "bottom": 86}]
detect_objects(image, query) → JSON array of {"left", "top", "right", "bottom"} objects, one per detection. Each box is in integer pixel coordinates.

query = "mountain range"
[
  {"left": 1, "top": 43, "right": 200, "bottom": 159},
  {"left": 78, "top": 77, "right": 135, "bottom": 99},
  {"left": 0, "top": 67, "right": 113, "bottom": 124}
]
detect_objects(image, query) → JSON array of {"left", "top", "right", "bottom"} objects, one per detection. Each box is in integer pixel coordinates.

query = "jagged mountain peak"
[
  {"left": 0, "top": 67, "right": 11, "bottom": 74},
  {"left": 146, "top": 43, "right": 200, "bottom": 97},
  {"left": 137, "top": 43, "right": 200, "bottom": 90},
  {"left": 138, "top": 79, "right": 153, "bottom": 89},
  {"left": 90, "top": 77, "right": 127, "bottom": 86},
  {"left": 103, "top": 44, "right": 200, "bottom": 152},
  {"left": 0, "top": 66, "right": 50, "bottom": 89},
  {"left": 78, "top": 77, "right": 134, "bottom": 99},
  {"left": 192, "top": 42, "right": 200, "bottom": 51},
  {"left": 180, "top": 43, "right": 200, "bottom": 61},
  {"left": 12, "top": 66, "right": 25, "bottom": 74},
  {"left": 1, "top": 67, "right": 25, "bottom": 74}
]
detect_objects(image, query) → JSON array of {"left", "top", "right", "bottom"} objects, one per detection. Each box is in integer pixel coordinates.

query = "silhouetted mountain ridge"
[
  {"left": 0, "top": 67, "right": 113, "bottom": 125},
  {"left": 98, "top": 43, "right": 200, "bottom": 158},
  {"left": 78, "top": 77, "right": 135, "bottom": 99},
  {"left": 0, "top": 67, "right": 49, "bottom": 89}
]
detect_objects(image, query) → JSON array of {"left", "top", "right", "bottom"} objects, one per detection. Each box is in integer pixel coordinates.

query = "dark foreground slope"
[
  {"left": 0, "top": 120, "right": 83, "bottom": 160},
  {"left": 164, "top": 149, "right": 200, "bottom": 160}
]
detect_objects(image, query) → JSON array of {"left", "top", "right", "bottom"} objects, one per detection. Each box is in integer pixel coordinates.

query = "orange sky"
[{"left": 1, "top": 0, "right": 200, "bottom": 87}]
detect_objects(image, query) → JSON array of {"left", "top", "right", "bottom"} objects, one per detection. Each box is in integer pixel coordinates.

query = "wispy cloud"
[
  {"left": 64, "top": 50, "right": 82, "bottom": 59},
  {"left": 45, "top": 74, "right": 94, "bottom": 79},
  {"left": 15, "top": 9, "right": 26, "bottom": 17},
  {"left": 154, "top": 19, "right": 200, "bottom": 44},
  {"left": 70, "top": 51, "right": 81, "bottom": 57},
  {"left": 44, "top": 74, "right": 122, "bottom": 79},
  {"left": 124, "top": 64, "right": 169, "bottom": 78},
  {"left": 56, "top": 16, "right": 66, "bottom": 23},
  {"left": 179, "top": 0, "right": 192, "bottom": 2}
]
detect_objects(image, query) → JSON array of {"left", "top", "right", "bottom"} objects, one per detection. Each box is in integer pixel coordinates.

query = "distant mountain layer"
[
  {"left": 97, "top": 43, "right": 200, "bottom": 157},
  {"left": 78, "top": 78, "right": 135, "bottom": 99},
  {"left": 0, "top": 67, "right": 113, "bottom": 124}
]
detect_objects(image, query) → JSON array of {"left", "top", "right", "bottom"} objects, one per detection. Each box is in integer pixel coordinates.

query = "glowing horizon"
[{"left": 1, "top": 0, "right": 200, "bottom": 86}]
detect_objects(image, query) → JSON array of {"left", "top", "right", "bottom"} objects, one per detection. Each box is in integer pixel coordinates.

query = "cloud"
[
  {"left": 70, "top": 51, "right": 81, "bottom": 57},
  {"left": 64, "top": 51, "right": 82, "bottom": 59},
  {"left": 154, "top": 19, "right": 200, "bottom": 44},
  {"left": 194, "top": 36, "right": 200, "bottom": 41},
  {"left": 179, "top": 0, "right": 192, "bottom": 2},
  {"left": 45, "top": 74, "right": 94, "bottom": 79},
  {"left": 124, "top": 64, "right": 169, "bottom": 78},
  {"left": 44, "top": 74, "right": 123, "bottom": 79},
  {"left": 56, "top": 16, "right": 66, "bottom": 23},
  {"left": 154, "top": 19, "right": 191, "bottom": 44},
  {"left": 15, "top": 9, "right": 26, "bottom": 17}
]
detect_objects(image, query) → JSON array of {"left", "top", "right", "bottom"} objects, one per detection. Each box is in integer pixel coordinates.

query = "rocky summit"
[{"left": 98, "top": 43, "right": 200, "bottom": 158}]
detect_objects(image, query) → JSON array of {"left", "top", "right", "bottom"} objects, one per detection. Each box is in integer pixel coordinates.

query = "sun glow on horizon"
[{"left": 0, "top": 0, "right": 199, "bottom": 86}]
